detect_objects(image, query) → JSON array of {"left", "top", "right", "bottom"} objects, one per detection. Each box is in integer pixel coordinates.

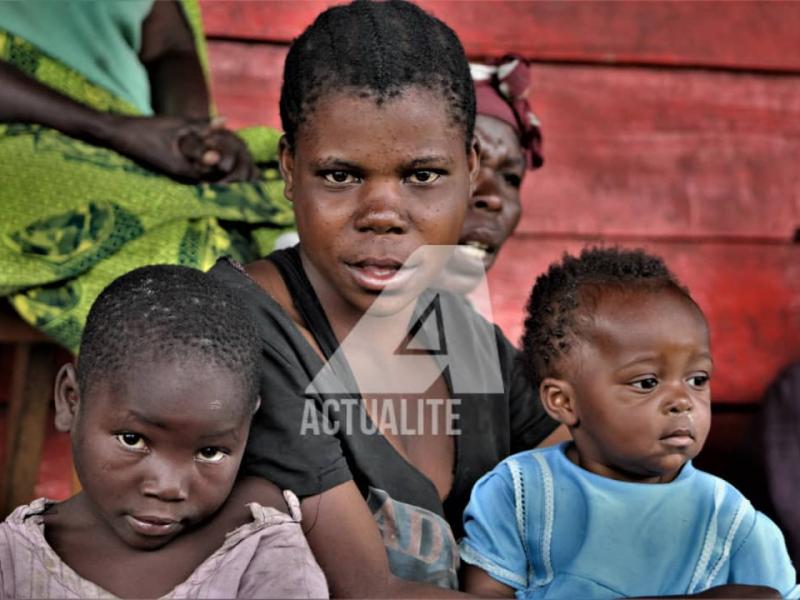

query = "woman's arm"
[
  {"left": 301, "top": 481, "right": 470, "bottom": 598},
  {"left": 0, "top": 0, "right": 255, "bottom": 182},
  {"left": 138, "top": 0, "right": 209, "bottom": 119},
  {"left": 0, "top": 57, "right": 217, "bottom": 180},
  {"left": 0, "top": 58, "right": 119, "bottom": 144},
  {"left": 138, "top": 0, "right": 258, "bottom": 182}
]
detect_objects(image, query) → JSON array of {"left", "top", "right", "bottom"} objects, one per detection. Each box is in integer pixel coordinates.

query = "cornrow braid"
[
  {"left": 77, "top": 265, "right": 261, "bottom": 411},
  {"left": 521, "top": 247, "right": 691, "bottom": 386},
  {"left": 280, "top": 0, "right": 475, "bottom": 152}
]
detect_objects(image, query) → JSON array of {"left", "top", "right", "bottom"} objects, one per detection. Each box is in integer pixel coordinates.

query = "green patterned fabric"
[{"left": 0, "top": 4, "right": 292, "bottom": 353}]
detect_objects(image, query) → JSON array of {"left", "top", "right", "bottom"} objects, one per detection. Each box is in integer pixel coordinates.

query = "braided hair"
[
  {"left": 280, "top": 0, "right": 475, "bottom": 151},
  {"left": 521, "top": 247, "right": 694, "bottom": 385},
  {"left": 77, "top": 265, "right": 261, "bottom": 411}
]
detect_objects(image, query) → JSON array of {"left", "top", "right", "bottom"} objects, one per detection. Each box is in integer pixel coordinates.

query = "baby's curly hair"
[{"left": 521, "top": 247, "right": 693, "bottom": 386}]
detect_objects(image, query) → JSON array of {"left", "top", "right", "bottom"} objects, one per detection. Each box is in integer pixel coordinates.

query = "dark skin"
[
  {"left": 250, "top": 86, "right": 566, "bottom": 598},
  {"left": 47, "top": 361, "right": 287, "bottom": 598},
  {"left": 0, "top": 1, "right": 257, "bottom": 183},
  {"left": 44, "top": 476, "right": 285, "bottom": 598},
  {"left": 464, "top": 289, "right": 779, "bottom": 599},
  {"left": 439, "top": 114, "right": 526, "bottom": 295},
  {"left": 247, "top": 87, "right": 479, "bottom": 598}
]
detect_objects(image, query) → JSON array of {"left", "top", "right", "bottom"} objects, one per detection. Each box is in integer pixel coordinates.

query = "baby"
[
  {"left": 0, "top": 265, "right": 327, "bottom": 598},
  {"left": 460, "top": 248, "right": 798, "bottom": 598}
]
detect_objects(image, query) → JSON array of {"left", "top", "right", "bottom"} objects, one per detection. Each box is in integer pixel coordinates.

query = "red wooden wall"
[{"left": 200, "top": 0, "right": 800, "bottom": 410}]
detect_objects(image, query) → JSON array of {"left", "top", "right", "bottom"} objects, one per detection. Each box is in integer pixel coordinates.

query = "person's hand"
[
  {"left": 104, "top": 115, "right": 258, "bottom": 183},
  {"left": 178, "top": 120, "right": 260, "bottom": 183}
]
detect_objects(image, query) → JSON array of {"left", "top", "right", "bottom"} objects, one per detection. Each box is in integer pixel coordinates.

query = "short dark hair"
[
  {"left": 521, "top": 247, "right": 694, "bottom": 384},
  {"left": 77, "top": 265, "right": 260, "bottom": 410},
  {"left": 280, "top": 0, "right": 475, "bottom": 151}
]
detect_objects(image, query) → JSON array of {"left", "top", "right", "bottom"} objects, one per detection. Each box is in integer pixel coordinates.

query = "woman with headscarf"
[{"left": 446, "top": 55, "right": 543, "bottom": 294}]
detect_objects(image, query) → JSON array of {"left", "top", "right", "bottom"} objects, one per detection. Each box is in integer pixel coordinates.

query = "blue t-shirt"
[{"left": 461, "top": 443, "right": 799, "bottom": 599}]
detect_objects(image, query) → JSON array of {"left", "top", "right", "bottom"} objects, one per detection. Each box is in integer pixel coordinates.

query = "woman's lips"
[
  {"left": 457, "top": 234, "right": 498, "bottom": 268},
  {"left": 346, "top": 260, "right": 417, "bottom": 292},
  {"left": 125, "top": 514, "right": 182, "bottom": 537}
]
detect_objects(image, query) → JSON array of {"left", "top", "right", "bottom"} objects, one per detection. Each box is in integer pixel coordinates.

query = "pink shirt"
[{"left": 0, "top": 492, "right": 328, "bottom": 599}]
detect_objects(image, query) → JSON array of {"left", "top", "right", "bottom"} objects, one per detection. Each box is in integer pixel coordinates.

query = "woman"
[
  {"left": 209, "top": 1, "right": 559, "bottom": 596},
  {"left": 447, "top": 56, "right": 544, "bottom": 294},
  {"left": 0, "top": 0, "right": 293, "bottom": 352}
]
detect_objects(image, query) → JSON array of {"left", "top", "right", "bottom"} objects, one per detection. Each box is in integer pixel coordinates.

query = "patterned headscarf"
[{"left": 470, "top": 55, "right": 543, "bottom": 169}]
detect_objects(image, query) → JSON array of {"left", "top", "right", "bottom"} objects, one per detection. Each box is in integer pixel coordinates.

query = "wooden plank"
[
  {"left": 0, "top": 301, "right": 50, "bottom": 343},
  {"left": 207, "top": 42, "right": 800, "bottom": 240},
  {"left": 208, "top": 41, "right": 285, "bottom": 132},
  {"left": 0, "top": 343, "right": 55, "bottom": 517},
  {"left": 200, "top": 0, "right": 800, "bottom": 72},
  {"left": 486, "top": 238, "right": 800, "bottom": 406},
  {"left": 518, "top": 62, "right": 800, "bottom": 241}
]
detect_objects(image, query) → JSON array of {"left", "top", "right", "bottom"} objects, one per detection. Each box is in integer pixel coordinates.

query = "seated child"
[
  {"left": 0, "top": 265, "right": 328, "bottom": 599},
  {"left": 460, "top": 248, "right": 799, "bottom": 598}
]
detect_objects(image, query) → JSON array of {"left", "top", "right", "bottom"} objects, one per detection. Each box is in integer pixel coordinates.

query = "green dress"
[{"left": 0, "top": 1, "right": 293, "bottom": 352}]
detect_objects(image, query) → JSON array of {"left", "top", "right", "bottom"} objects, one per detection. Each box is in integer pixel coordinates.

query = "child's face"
[
  {"left": 280, "top": 86, "right": 478, "bottom": 320},
  {"left": 564, "top": 288, "right": 712, "bottom": 483},
  {"left": 69, "top": 357, "right": 252, "bottom": 550}
]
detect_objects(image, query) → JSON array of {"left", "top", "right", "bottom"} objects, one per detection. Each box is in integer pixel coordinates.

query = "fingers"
[
  {"left": 198, "top": 129, "right": 259, "bottom": 183},
  {"left": 175, "top": 121, "right": 260, "bottom": 184},
  {"left": 176, "top": 127, "right": 213, "bottom": 166}
]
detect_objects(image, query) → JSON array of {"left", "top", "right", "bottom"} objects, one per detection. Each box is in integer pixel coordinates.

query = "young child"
[
  {"left": 460, "top": 248, "right": 799, "bottom": 598},
  {"left": 0, "top": 265, "right": 328, "bottom": 598}
]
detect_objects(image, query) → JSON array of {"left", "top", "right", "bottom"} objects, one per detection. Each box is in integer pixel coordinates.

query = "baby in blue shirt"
[{"left": 460, "top": 247, "right": 799, "bottom": 598}]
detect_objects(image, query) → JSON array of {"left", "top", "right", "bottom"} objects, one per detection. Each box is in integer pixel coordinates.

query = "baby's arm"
[
  {"left": 462, "top": 565, "right": 516, "bottom": 598},
  {"left": 460, "top": 468, "right": 529, "bottom": 596},
  {"left": 728, "top": 512, "right": 799, "bottom": 599}
]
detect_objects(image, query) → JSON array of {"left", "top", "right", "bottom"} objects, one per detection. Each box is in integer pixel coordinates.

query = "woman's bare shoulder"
[
  {"left": 245, "top": 258, "right": 323, "bottom": 357},
  {"left": 246, "top": 259, "right": 296, "bottom": 319}
]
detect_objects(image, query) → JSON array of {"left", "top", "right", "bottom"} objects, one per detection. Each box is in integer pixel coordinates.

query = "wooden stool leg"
[{"left": 0, "top": 342, "right": 56, "bottom": 517}]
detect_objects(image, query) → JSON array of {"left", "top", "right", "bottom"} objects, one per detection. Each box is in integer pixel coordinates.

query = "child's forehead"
[
  {"left": 577, "top": 286, "right": 710, "bottom": 355},
  {"left": 91, "top": 353, "right": 251, "bottom": 412}
]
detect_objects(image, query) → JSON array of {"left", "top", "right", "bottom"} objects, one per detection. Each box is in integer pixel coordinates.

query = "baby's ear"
[
  {"left": 54, "top": 363, "right": 81, "bottom": 432},
  {"left": 539, "top": 377, "right": 578, "bottom": 427}
]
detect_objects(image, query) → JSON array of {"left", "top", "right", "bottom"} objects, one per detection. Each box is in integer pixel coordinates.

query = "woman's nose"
[
  {"left": 354, "top": 180, "right": 408, "bottom": 234},
  {"left": 471, "top": 169, "right": 503, "bottom": 212}
]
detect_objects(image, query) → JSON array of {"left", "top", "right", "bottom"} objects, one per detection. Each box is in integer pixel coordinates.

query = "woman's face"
[
  {"left": 280, "top": 86, "right": 478, "bottom": 321},
  {"left": 459, "top": 114, "right": 526, "bottom": 271}
]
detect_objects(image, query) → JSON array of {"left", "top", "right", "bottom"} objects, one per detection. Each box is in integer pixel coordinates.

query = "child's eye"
[
  {"left": 115, "top": 432, "right": 147, "bottom": 451},
  {"left": 406, "top": 170, "right": 441, "bottom": 184},
  {"left": 322, "top": 171, "right": 360, "bottom": 184},
  {"left": 630, "top": 377, "right": 659, "bottom": 391},
  {"left": 195, "top": 447, "right": 228, "bottom": 464},
  {"left": 687, "top": 374, "right": 711, "bottom": 389}
]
